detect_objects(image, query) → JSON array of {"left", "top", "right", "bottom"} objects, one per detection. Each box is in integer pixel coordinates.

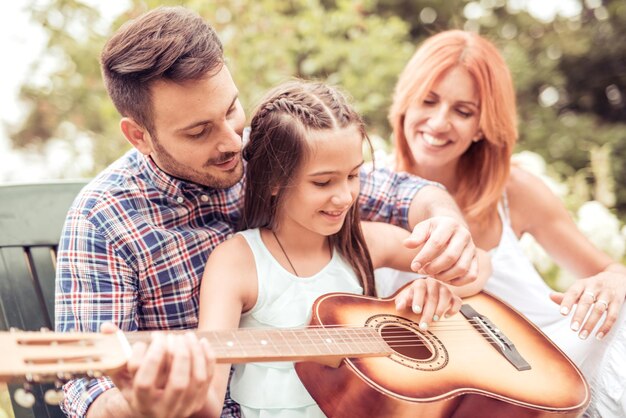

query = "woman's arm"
[
  {"left": 508, "top": 166, "right": 626, "bottom": 338},
  {"left": 194, "top": 235, "right": 258, "bottom": 417},
  {"left": 358, "top": 167, "right": 478, "bottom": 286},
  {"left": 405, "top": 185, "right": 479, "bottom": 286}
]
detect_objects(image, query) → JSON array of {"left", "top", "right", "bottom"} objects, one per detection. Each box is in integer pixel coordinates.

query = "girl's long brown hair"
[{"left": 241, "top": 80, "right": 376, "bottom": 296}]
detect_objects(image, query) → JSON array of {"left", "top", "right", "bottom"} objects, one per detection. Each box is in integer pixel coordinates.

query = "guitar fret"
[
  {"left": 328, "top": 328, "right": 345, "bottom": 354},
  {"left": 277, "top": 329, "right": 298, "bottom": 356},
  {"left": 338, "top": 327, "right": 354, "bottom": 353},
  {"left": 302, "top": 328, "right": 323, "bottom": 355},
  {"left": 211, "top": 330, "right": 239, "bottom": 358},
  {"left": 315, "top": 328, "right": 336, "bottom": 354},
  {"left": 256, "top": 329, "right": 279, "bottom": 357},
  {"left": 124, "top": 325, "right": 389, "bottom": 360}
]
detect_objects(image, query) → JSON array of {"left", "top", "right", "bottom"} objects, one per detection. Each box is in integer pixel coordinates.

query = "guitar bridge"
[{"left": 460, "top": 304, "right": 531, "bottom": 371}]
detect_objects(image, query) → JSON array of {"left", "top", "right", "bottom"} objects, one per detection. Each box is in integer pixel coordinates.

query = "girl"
[
  {"left": 379, "top": 30, "right": 626, "bottom": 417},
  {"left": 197, "top": 80, "right": 478, "bottom": 417}
]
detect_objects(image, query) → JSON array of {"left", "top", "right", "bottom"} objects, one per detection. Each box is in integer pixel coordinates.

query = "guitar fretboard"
[{"left": 126, "top": 327, "right": 392, "bottom": 363}]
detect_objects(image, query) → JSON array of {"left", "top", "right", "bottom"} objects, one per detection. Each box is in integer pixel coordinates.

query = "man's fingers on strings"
[
  {"left": 188, "top": 333, "right": 207, "bottom": 386},
  {"left": 181, "top": 333, "right": 210, "bottom": 416},
  {"left": 163, "top": 334, "right": 196, "bottom": 414},
  {"left": 133, "top": 332, "right": 168, "bottom": 407},
  {"left": 126, "top": 340, "right": 149, "bottom": 374}
]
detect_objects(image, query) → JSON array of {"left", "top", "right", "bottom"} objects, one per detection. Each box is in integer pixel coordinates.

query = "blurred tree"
[
  {"left": 11, "top": 0, "right": 413, "bottom": 170},
  {"left": 9, "top": 0, "right": 626, "bottom": 220}
]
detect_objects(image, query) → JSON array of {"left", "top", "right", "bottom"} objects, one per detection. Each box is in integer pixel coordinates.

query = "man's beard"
[{"left": 151, "top": 137, "right": 244, "bottom": 189}]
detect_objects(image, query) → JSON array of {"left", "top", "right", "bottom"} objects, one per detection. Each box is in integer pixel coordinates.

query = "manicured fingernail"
[
  {"left": 579, "top": 330, "right": 589, "bottom": 340},
  {"left": 412, "top": 304, "right": 422, "bottom": 314},
  {"left": 411, "top": 261, "right": 421, "bottom": 271},
  {"left": 433, "top": 315, "right": 440, "bottom": 322},
  {"left": 419, "top": 322, "right": 428, "bottom": 331},
  {"left": 560, "top": 306, "right": 569, "bottom": 315},
  {"left": 571, "top": 321, "right": 580, "bottom": 331},
  {"left": 596, "top": 332, "right": 605, "bottom": 340}
]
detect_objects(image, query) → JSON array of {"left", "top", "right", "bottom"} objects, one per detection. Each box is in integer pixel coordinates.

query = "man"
[{"left": 55, "top": 6, "right": 478, "bottom": 418}]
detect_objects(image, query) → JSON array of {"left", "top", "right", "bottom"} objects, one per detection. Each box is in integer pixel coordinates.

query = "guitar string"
[
  {"left": 125, "top": 319, "right": 506, "bottom": 340},
  {"left": 124, "top": 326, "right": 501, "bottom": 344},
  {"left": 27, "top": 331, "right": 509, "bottom": 358},
  {"left": 122, "top": 338, "right": 504, "bottom": 352},
  {"left": 125, "top": 323, "right": 507, "bottom": 350}
]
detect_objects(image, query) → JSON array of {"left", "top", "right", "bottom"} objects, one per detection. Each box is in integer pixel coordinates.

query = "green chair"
[{"left": 0, "top": 181, "right": 87, "bottom": 418}]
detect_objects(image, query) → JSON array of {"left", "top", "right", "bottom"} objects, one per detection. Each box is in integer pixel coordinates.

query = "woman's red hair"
[{"left": 389, "top": 30, "right": 517, "bottom": 224}]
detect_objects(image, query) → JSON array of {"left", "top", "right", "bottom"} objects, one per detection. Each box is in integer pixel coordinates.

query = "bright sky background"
[
  {"left": 0, "top": 1, "right": 128, "bottom": 181},
  {"left": 0, "top": 0, "right": 583, "bottom": 182}
]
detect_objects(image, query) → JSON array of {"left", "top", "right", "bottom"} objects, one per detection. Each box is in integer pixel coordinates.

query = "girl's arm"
[
  {"left": 507, "top": 166, "right": 626, "bottom": 339},
  {"left": 194, "top": 235, "right": 258, "bottom": 418}
]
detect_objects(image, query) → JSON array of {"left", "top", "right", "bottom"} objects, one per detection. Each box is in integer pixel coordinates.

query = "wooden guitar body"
[
  {"left": 1, "top": 291, "right": 589, "bottom": 416},
  {"left": 296, "top": 292, "right": 589, "bottom": 418}
]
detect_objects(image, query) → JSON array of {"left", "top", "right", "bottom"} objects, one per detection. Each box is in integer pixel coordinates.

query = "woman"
[{"left": 378, "top": 29, "right": 626, "bottom": 417}]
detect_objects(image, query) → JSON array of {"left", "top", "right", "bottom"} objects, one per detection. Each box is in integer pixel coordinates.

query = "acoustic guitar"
[{"left": 1, "top": 291, "right": 589, "bottom": 417}]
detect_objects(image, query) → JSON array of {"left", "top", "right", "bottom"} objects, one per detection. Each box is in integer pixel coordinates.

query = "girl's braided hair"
[{"left": 241, "top": 80, "right": 376, "bottom": 296}]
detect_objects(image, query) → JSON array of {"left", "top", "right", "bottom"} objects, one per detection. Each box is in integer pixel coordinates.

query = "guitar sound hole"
[{"left": 380, "top": 324, "right": 432, "bottom": 360}]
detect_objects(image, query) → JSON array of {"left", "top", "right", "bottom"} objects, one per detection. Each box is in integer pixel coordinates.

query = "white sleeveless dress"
[
  {"left": 230, "top": 229, "right": 364, "bottom": 418},
  {"left": 375, "top": 205, "right": 626, "bottom": 418}
]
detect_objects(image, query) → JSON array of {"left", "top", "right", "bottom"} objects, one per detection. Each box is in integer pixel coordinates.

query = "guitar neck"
[
  {"left": 127, "top": 327, "right": 393, "bottom": 364},
  {"left": 1, "top": 326, "right": 393, "bottom": 383}
]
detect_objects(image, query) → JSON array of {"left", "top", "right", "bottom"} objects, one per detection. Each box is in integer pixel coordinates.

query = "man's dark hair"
[{"left": 101, "top": 6, "right": 224, "bottom": 135}]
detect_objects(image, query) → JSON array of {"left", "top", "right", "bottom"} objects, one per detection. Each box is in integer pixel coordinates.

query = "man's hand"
[
  {"left": 95, "top": 323, "right": 215, "bottom": 418},
  {"left": 405, "top": 216, "right": 478, "bottom": 286}
]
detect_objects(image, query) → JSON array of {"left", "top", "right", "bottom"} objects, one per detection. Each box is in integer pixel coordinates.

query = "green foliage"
[{"left": 10, "top": 0, "right": 626, "bottom": 222}]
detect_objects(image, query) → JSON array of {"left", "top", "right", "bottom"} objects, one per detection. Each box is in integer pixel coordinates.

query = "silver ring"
[
  {"left": 582, "top": 290, "right": 596, "bottom": 302},
  {"left": 596, "top": 299, "right": 609, "bottom": 311}
]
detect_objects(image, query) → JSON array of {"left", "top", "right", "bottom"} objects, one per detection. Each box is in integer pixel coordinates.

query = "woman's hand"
[
  {"left": 550, "top": 265, "right": 626, "bottom": 340},
  {"left": 394, "top": 277, "right": 463, "bottom": 331}
]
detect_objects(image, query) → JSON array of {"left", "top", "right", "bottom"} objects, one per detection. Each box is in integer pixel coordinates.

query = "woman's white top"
[
  {"left": 230, "top": 228, "right": 363, "bottom": 418},
  {"left": 375, "top": 203, "right": 626, "bottom": 417}
]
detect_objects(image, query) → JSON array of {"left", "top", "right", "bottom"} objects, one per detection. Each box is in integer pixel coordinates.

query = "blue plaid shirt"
[{"left": 55, "top": 148, "right": 429, "bottom": 417}]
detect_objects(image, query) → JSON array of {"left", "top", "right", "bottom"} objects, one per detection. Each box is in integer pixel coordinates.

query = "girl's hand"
[
  {"left": 550, "top": 267, "right": 626, "bottom": 340},
  {"left": 394, "top": 277, "right": 463, "bottom": 331}
]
